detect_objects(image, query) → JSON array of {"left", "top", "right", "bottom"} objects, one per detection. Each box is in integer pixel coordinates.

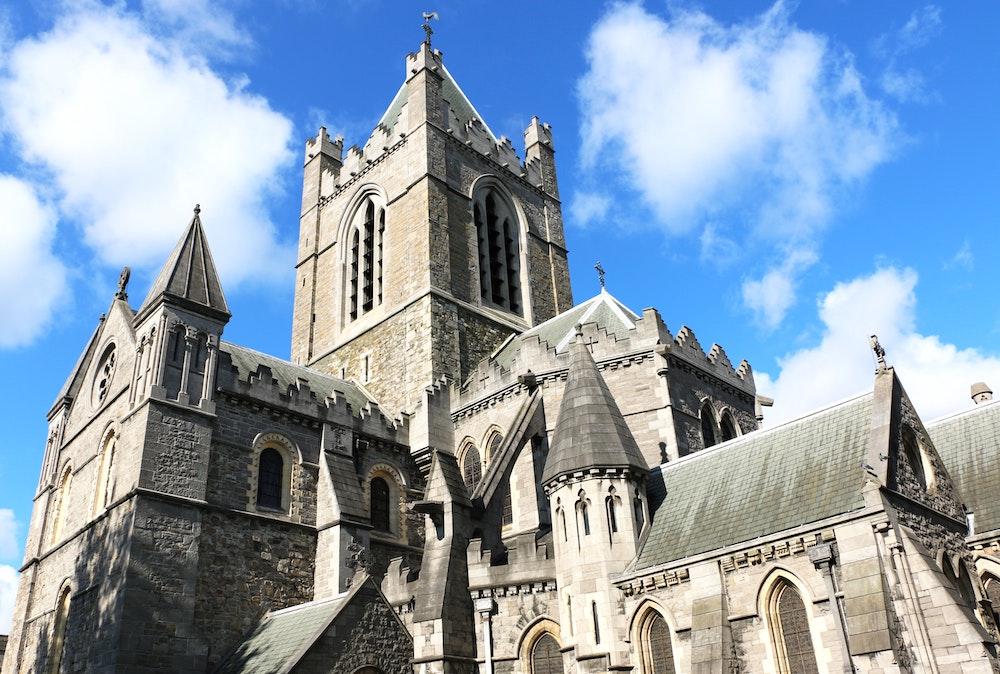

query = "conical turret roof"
[
  {"left": 542, "top": 326, "right": 648, "bottom": 485},
  {"left": 137, "top": 205, "right": 230, "bottom": 322}
]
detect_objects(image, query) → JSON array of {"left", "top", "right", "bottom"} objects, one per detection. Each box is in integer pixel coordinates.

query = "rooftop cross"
[
  {"left": 595, "top": 261, "right": 606, "bottom": 289},
  {"left": 422, "top": 12, "right": 439, "bottom": 46}
]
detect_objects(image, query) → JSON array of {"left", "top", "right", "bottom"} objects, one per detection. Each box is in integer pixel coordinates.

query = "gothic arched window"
[
  {"left": 93, "top": 431, "right": 116, "bottom": 516},
  {"left": 768, "top": 580, "right": 819, "bottom": 674},
  {"left": 900, "top": 427, "right": 927, "bottom": 490},
  {"left": 462, "top": 445, "right": 482, "bottom": 490},
  {"left": 48, "top": 585, "right": 72, "bottom": 674},
  {"left": 371, "top": 477, "right": 391, "bottom": 532},
  {"left": 700, "top": 402, "right": 717, "bottom": 449},
  {"left": 638, "top": 611, "right": 677, "bottom": 674},
  {"left": 257, "top": 448, "right": 284, "bottom": 510},
  {"left": 50, "top": 465, "right": 72, "bottom": 545},
  {"left": 349, "top": 197, "right": 385, "bottom": 321},
  {"left": 474, "top": 188, "right": 522, "bottom": 314},
  {"left": 530, "top": 632, "right": 563, "bottom": 674},
  {"left": 720, "top": 411, "right": 737, "bottom": 442}
]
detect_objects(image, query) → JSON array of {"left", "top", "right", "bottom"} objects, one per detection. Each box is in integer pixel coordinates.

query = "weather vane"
[
  {"left": 595, "top": 261, "right": 606, "bottom": 289},
  {"left": 422, "top": 12, "right": 439, "bottom": 46}
]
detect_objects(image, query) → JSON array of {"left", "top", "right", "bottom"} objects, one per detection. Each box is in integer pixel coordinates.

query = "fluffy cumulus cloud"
[
  {"left": 0, "top": 508, "right": 18, "bottom": 633},
  {"left": 741, "top": 246, "right": 817, "bottom": 329},
  {"left": 0, "top": 3, "right": 294, "bottom": 304},
  {"left": 577, "top": 2, "right": 900, "bottom": 324},
  {"left": 757, "top": 267, "right": 1000, "bottom": 425},
  {"left": 0, "top": 564, "right": 15, "bottom": 633},
  {"left": 0, "top": 176, "right": 67, "bottom": 348}
]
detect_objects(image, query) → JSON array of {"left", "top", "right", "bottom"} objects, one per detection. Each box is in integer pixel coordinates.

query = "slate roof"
[
  {"left": 137, "top": 206, "right": 230, "bottom": 321},
  {"left": 542, "top": 328, "right": 648, "bottom": 485},
  {"left": 215, "top": 595, "right": 346, "bottom": 674},
  {"left": 377, "top": 60, "right": 497, "bottom": 142},
  {"left": 637, "top": 393, "right": 873, "bottom": 569},
  {"left": 929, "top": 399, "right": 1000, "bottom": 535},
  {"left": 221, "top": 341, "right": 375, "bottom": 413},
  {"left": 493, "top": 289, "right": 639, "bottom": 371}
]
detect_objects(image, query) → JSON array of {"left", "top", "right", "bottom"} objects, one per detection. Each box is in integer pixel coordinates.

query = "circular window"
[{"left": 91, "top": 344, "right": 118, "bottom": 408}]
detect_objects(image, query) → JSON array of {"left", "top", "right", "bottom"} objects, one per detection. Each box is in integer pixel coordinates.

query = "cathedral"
[{"left": 4, "top": 36, "right": 1000, "bottom": 674}]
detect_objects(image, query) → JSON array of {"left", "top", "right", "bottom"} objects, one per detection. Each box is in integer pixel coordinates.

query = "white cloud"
[
  {"left": 569, "top": 191, "right": 611, "bottom": 227},
  {"left": 757, "top": 267, "right": 1000, "bottom": 425},
  {"left": 140, "top": 0, "right": 253, "bottom": 57},
  {"left": 874, "top": 5, "right": 942, "bottom": 103},
  {"left": 0, "top": 176, "right": 67, "bottom": 348},
  {"left": 0, "top": 564, "right": 16, "bottom": 633},
  {"left": 0, "top": 4, "right": 295, "bottom": 289},
  {"left": 741, "top": 247, "right": 818, "bottom": 329},
  {"left": 944, "top": 239, "right": 973, "bottom": 271},
  {"left": 578, "top": 2, "right": 898, "bottom": 238},
  {"left": 0, "top": 508, "right": 16, "bottom": 560}
]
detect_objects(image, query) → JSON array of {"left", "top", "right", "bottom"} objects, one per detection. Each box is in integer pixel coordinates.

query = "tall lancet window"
[
  {"left": 349, "top": 197, "right": 385, "bottom": 321},
  {"left": 474, "top": 187, "right": 522, "bottom": 314}
]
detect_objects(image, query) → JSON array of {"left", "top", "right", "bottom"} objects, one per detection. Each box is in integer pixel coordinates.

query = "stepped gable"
[
  {"left": 929, "top": 398, "right": 1000, "bottom": 535},
  {"left": 136, "top": 205, "right": 230, "bottom": 322},
  {"left": 638, "top": 392, "right": 873, "bottom": 568},
  {"left": 541, "top": 326, "right": 648, "bottom": 486}
]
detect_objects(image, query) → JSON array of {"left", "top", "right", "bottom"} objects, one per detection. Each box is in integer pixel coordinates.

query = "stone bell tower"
[{"left": 291, "top": 38, "right": 572, "bottom": 418}]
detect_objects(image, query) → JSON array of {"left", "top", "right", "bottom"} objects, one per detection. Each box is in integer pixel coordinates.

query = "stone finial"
[
  {"left": 870, "top": 334, "right": 887, "bottom": 371},
  {"left": 971, "top": 382, "right": 993, "bottom": 404},
  {"left": 116, "top": 266, "right": 131, "bottom": 300},
  {"left": 193, "top": 204, "right": 201, "bottom": 216}
]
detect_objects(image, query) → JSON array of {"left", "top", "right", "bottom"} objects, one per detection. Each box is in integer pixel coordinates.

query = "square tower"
[{"left": 291, "top": 42, "right": 572, "bottom": 418}]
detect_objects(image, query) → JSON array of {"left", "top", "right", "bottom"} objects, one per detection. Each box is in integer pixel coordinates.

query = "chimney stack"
[{"left": 971, "top": 382, "right": 993, "bottom": 404}]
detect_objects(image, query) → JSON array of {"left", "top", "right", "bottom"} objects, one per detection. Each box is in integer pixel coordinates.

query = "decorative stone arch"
[
  {"left": 90, "top": 338, "right": 120, "bottom": 410},
  {"left": 605, "top": 485, "right": 622, "bottom": 543},
  {"left": 92, "top": 421, "right": 121, "bottom": 516},
  {"left": 49, "top": 462, "right": 73, "bottom": 545},
  {"left": 757, "top": 567, "right": 822, "bottom": 674},
  {"left": 249, "top": 432, "right": 300, "bottom": 514},
  {"left": 337, "top": 183, "right": 389, "bottom": 324},
  {"left": 628, "top": 599, "right": 680, "bottom": 674},
  {"left": 469, "top": 175, "right": 530, "bottom": 318},
  {"left": 365, "top": 461, "right": 406, "bottom": 538},
  {"left": 975, "top": 554, "right": 1000, "bottom": 627},
  {"left": 458, "top": 437, "right": 483, "bottom": 490},
  {"left": 575, "top": 489, "right": 592, "bottom": 542},
  {"left": 517, "top": 617, "right": 563, "bottom": 674}
]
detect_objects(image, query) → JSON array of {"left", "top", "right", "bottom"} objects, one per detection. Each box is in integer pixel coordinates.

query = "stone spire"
[
  {"left": 542, "top": 325, "right": 647, "bottom": 485},
  {"left": 136, "top": 205, "right": 230, "bottom": 322}
]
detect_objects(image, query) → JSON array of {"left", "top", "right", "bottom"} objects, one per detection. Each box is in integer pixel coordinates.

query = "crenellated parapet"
[
  {"left": 466, "top": 532, "right": 554, "bottom": 589},
  {"left": 669, "top": 325, "right": 755, "bottom": 394},
  {"left": 216, "top": 350, "right": 401, "bottom": 439}
]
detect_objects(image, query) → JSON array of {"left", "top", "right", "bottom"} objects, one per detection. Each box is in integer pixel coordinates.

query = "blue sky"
[{"left": 1, "top": 0, "right": 998, "bottom": 630}]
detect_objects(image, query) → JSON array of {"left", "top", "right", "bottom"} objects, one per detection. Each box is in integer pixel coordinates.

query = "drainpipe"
[
  {"left": 809, "top": 542, "right": 855, "bottom": 674},
  {"left": 475, "top": 597, "right": 496, "bottom": 674}
]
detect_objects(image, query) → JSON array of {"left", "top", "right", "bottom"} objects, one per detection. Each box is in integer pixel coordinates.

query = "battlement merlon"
[
  {"left": 524, "top": 117, "right": 558, "bottom": 199},
  {"left": 304, "top": 126, "right": 344, "bottom": 167}
]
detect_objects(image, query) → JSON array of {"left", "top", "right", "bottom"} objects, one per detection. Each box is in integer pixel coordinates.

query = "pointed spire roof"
[
  {"left": 137, "top": 205, "right": 230, "bottom": 322},
  {"left": 542, "top": 325, "right": 648, "bottom": 485}
]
